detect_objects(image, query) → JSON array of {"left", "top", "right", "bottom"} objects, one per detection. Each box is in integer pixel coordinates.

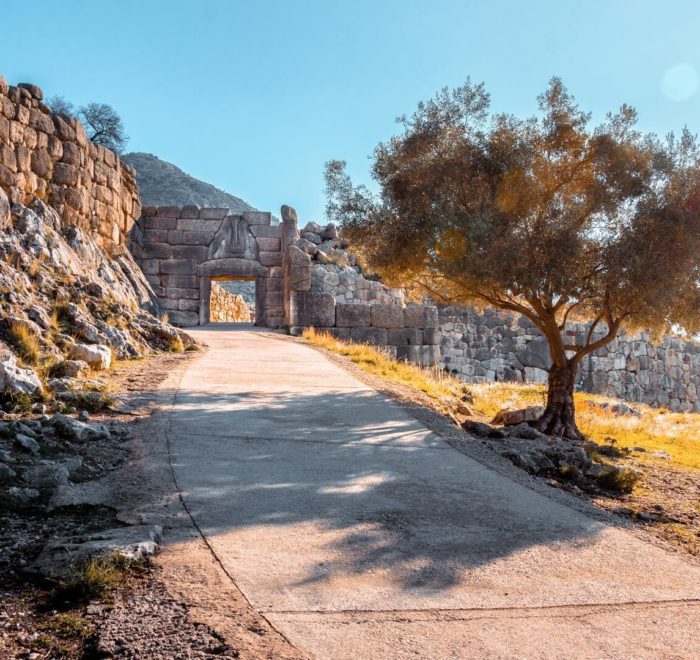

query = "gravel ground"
[{"left": 95, "top": 572, "right": 237, "bottom": 658}]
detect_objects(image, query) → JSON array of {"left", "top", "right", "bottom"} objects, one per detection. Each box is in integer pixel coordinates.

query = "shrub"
[
  {"left": 51, "top": 555, "right": 131, "bottom": 604},
  {"left": 0, "top": 389, "right": 36, "bottom": 413},
  {"left": 596, "top": 466, "right": 641, "bottom": 493},
  {"left": 166, "top": 336, "right": 185, "bottom": 353}
]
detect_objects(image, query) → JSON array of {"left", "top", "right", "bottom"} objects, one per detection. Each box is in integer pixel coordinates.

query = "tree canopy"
[
  {"left": 46, "top": 97, "right": 129, "bottom": 154},
  {"left": 325, "top": 77, "right": 700, "bottom": 438},
  {"left": 78, "top": 102, "right": 128, "bottom": 153}
]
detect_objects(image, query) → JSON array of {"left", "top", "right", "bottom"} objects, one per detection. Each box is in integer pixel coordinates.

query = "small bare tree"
[
  {"left": 325, "top": 78, "right": 700, "bottom": 439},
  {"left": 78, "top": 102, "right": 128, "bottom": 153},
  {"left": 46, "top": 95, "right": 75, "bottom": 117}
]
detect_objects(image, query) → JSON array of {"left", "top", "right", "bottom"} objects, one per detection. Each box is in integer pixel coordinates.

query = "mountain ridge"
[{"left": 122, "top": 152, "right": 258, "bottom": 213}]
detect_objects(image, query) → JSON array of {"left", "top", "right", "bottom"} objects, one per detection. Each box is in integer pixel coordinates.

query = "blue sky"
[{"left": 2, "top": 1, "right": 699, "bottom": 220}]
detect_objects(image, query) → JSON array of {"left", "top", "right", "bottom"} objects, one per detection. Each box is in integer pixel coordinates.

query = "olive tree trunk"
[{"left": 535, "top": 362, "right": 582, "bottom": 439}]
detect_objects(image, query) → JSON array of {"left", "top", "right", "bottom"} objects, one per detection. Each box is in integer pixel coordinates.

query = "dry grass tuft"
[
  {"left": 303, "top": 327, "right": 464, "bottom": 404},
  {"left": 166, "top": 335, "right": 185, "bottom": 353},
  {"left": 51, "top": 555, "right": 133, "bottom": 604},
  {"left": 9, "top": 320, "right": 41, "bottom": 366}
]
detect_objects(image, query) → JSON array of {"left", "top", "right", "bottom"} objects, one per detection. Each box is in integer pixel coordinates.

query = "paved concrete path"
[{"left": 167, "top": 325, "right": 700, "bottom": 659}]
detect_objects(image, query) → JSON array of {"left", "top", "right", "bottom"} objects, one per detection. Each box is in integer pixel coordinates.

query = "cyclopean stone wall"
[
  {"left": 439, "top": 306, "right": 700, "bottom": 412},
  {"left": 280, "top": 206, "right": 440, "bottom": 366},
  {"left": 0, "top": 76, "right": 140, "bottom": 250}
]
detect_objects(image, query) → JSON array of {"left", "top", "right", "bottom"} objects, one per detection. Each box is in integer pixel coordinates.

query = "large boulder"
[
  {"left": 70, "top": 343, "right": 112, "bottom": 370},
  {"left": 0, "top": 186, "right": 10, "bottom": 230},
  {"left": 29, "top": 525, "right": 163, "bottom": 579},
  {"left": 0, "top": 352, "right": 42, "bottom": 394},
  {"left": 492, "top": 406, "right": 545, "bottom": 426},
  {"left": 49, "top": 414, "right": 111, "bottom": 442}
]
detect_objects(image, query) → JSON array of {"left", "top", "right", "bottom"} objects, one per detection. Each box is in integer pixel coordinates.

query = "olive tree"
[{"left": 325, "top": 78, "right": 700, "bottom": 439}]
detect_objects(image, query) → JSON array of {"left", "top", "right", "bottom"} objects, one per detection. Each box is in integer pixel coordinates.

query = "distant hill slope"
[{"left": 122, "top": 152, "right": 257, "bottom": 212}]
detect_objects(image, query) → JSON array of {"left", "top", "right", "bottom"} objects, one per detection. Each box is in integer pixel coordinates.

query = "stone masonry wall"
[
  {"left": 439, "top": 306, "right": 700, "bottom": 412},
  {"left": 0, "top": 76, "right": 140, "bottom": 250},
  {"left": 280, "top": 206, "right": 440, "bottom": 366}
]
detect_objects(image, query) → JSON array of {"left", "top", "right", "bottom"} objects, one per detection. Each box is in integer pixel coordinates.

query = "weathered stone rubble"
[
  {"left": 440, "top": 306, "right": 700, "bottom": 412},
  {"left": 209, "top": 280, "right": 253, "bottom": 322},
  {"left": 0, "top": 412, "right": 119, "bottom": 512},
  {"left": 0, "top": 77, "right": 141, "bottom": 252},
  {"left": 464, "top": 408, "right": 641, "bottom": 493},
  {"left": 0, "top": 406, "right": 166, "bottom": 585}
]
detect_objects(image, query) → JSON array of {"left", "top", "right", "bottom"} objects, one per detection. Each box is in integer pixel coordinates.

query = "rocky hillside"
[
  {"left": 0, "top": 189, "right": 195, "bottom": 409},
  {"left": 122, "top": 152, "right": 257, "bottom": 212}
]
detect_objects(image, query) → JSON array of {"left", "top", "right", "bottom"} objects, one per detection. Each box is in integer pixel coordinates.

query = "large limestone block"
[
  {"left": 256, "top": 236, "right": 281, "bottom": 252},
  {"left": 250, "top": 224, "right": 281, "bottom": 238},
  {"left": 404, "top": 303, "right": 439, "bottom": 329},
  {"left": 145, "top": 216, "right": 177, "bottom": 231},
  {"left": 242, "top": 211, "right": 272, "bottom": 226},
  {"left": 336, "top": 303, "right": 371, "bottom": 328},
  {"left": 180, "top": 205, "right": 200, "bottom": 218},
  {"left": 387, "top": 327, "right": 423, "bottom": 346},
  {"left": 350, "top": 327, "right": 388, "bottom": 346},
  {"left": 423, "top": 327, "right": 442, "bottom": 345},
  {"left": 370, "top": 303, "right": 405, "bottom": 329},
  {"left": 0, "top": 186, "right": 9, "bottom": 230},
  {"left": 160, "top": 259, "right": 196, "bottom": 275},
  {"left": 156, "top": 206, "right": 182, "bottom": 218},
  {"left": 70, "top": 343, "right": 112, "bottom": 370},
  {"left": 516, "top": 336, "right": 552, "bottom": 370},
  {"left": 289, "top": 291, "right": 335, "bottom": 327},
  {"left": 421, "top": 345, "right": 440, "bottom": 366},
  {"left": 259, "top": 251, "right": 282, "bottom": 267},
  {"left": 396, "top": 345, "right": 423, "bottom": 363}
]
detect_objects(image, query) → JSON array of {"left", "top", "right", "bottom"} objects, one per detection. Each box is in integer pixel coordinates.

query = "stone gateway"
[
  {"left": 129, "top": 206, "right": 283, "bottom": 328},
  {"left": 129, "top": 204, "right": 441, "bottom": 366}
]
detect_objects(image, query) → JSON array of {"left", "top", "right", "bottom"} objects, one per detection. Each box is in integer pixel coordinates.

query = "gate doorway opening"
[{"left": 209, "top": 277, "right": 256, "bottom": 324}]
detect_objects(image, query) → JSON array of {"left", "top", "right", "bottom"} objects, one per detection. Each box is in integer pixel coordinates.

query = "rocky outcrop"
[
  {"left": 122, "top": 152, "right": 257, "bottom": 212},
  {"left": 0, "top": 76, "right": 140, "bottom": 252},
  {"left": 0, "top": 185, "right": 194, "bottom": 401}
]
